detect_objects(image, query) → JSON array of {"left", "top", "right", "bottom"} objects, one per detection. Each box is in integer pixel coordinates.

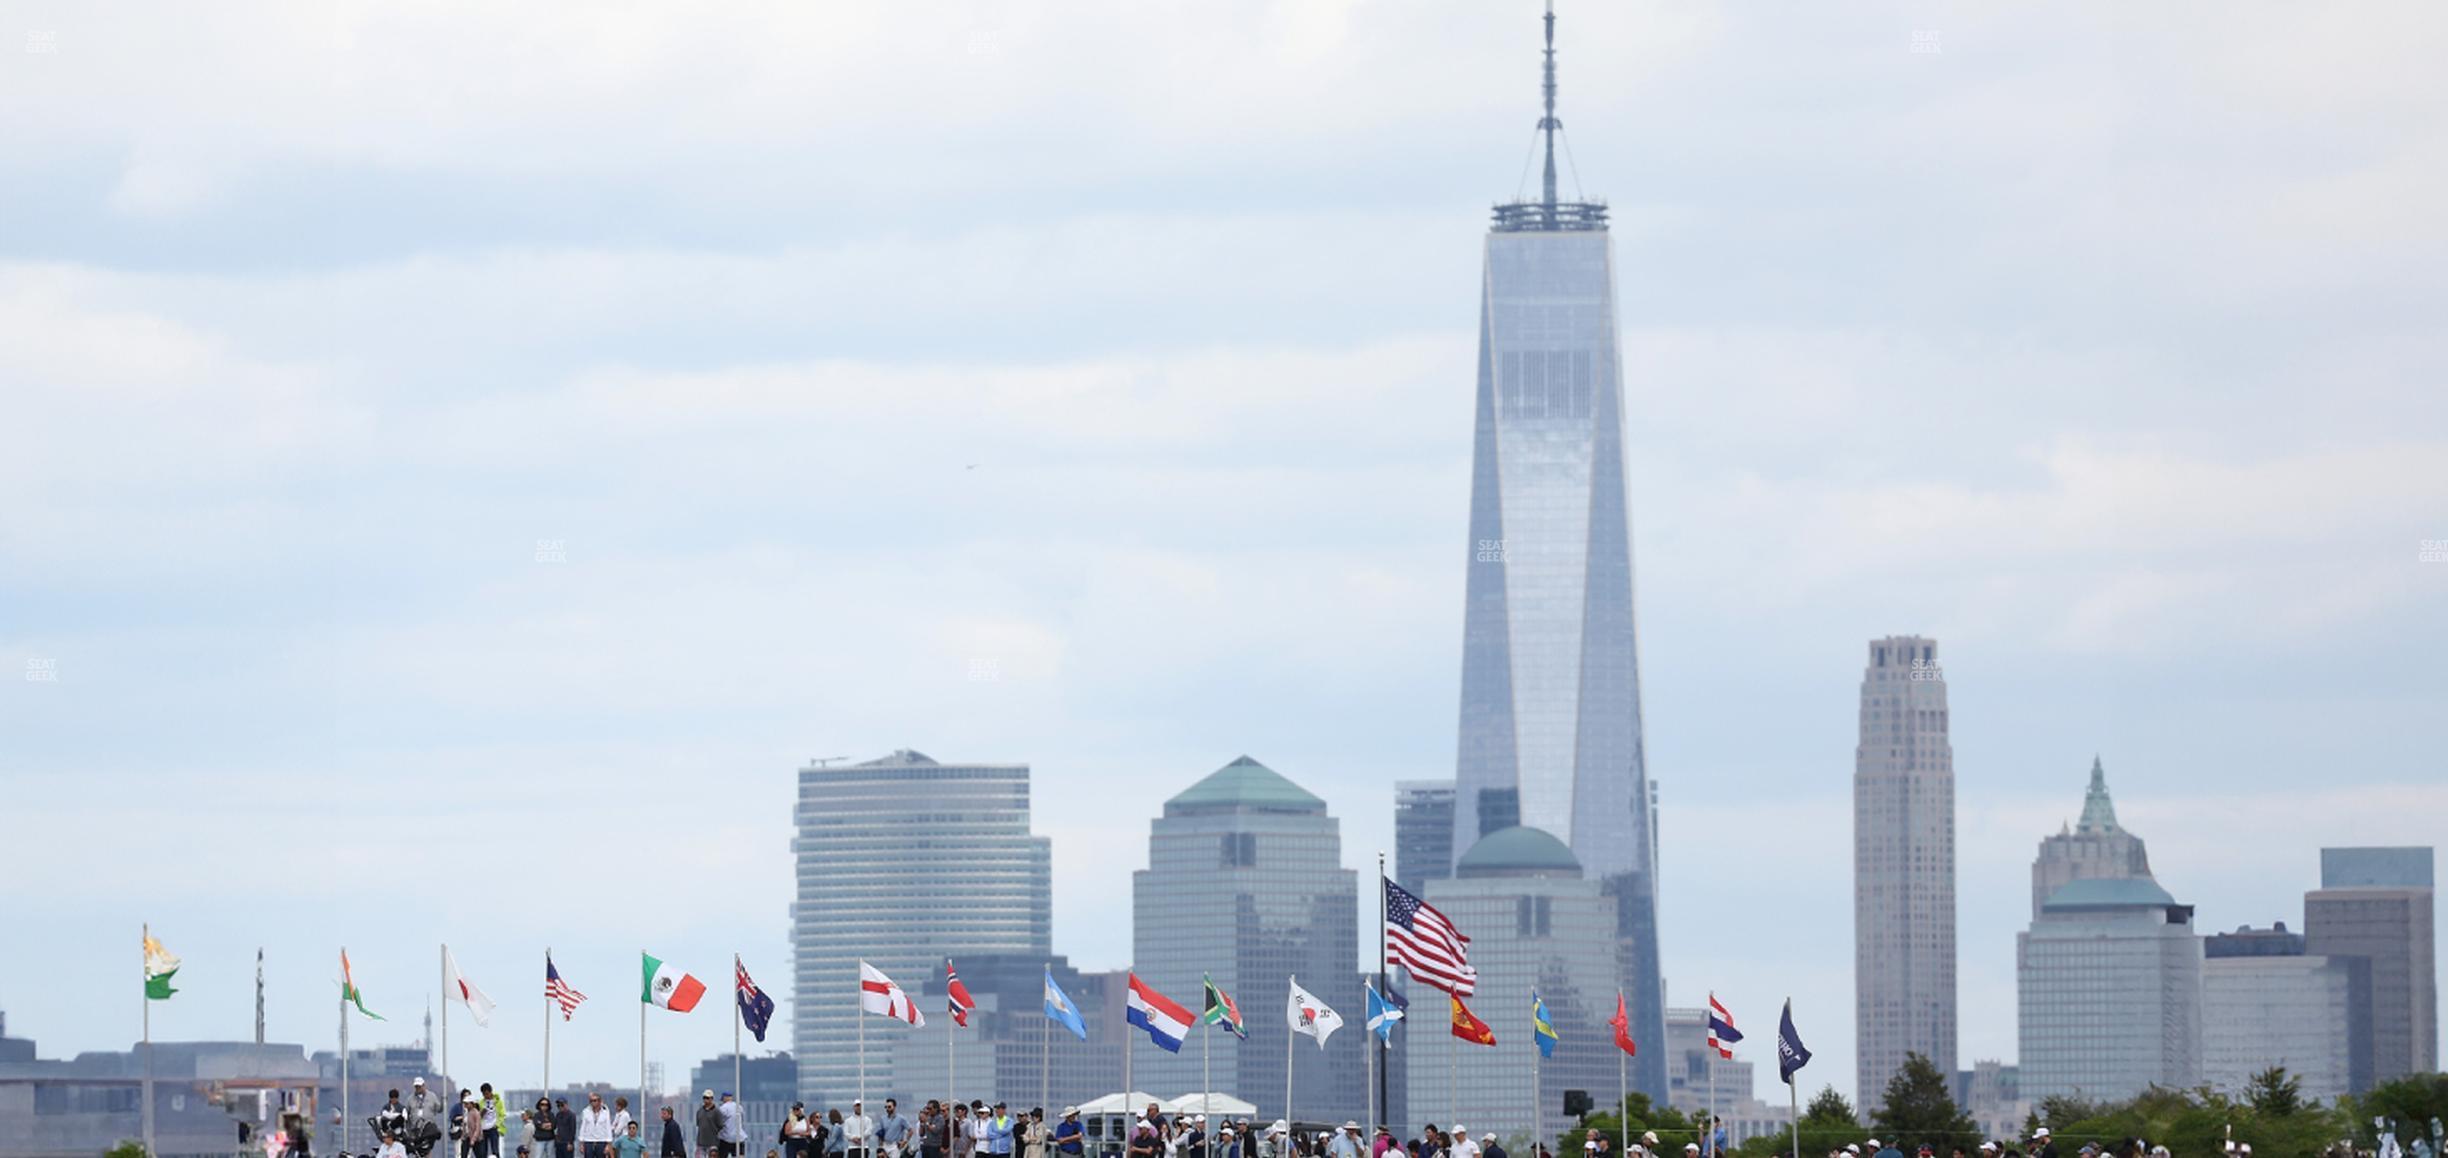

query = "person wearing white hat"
[
  {"left": 1453, "top": 1128, "right": 1480, "bottom": 1158},
  {"left": 2028, "top": 1129, "right": 2054, "bottom": 1158}
]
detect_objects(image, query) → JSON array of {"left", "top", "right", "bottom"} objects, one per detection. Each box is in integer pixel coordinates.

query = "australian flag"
[
  {"left": 1776, "top": 999, "right": 1811, "bottom": 1085},
  {"left": 736, "top": 958, "right": 776, "bottom": 1043}
]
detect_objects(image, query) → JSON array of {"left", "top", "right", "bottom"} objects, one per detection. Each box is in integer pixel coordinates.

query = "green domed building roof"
[
  {"left": 2042, "top": 876, "right": 2177, "bottom": 911},
  {"left": 1164, "top": 755, "right": 1326, "bottom": 815},
  {"left": 1456, "top": 826, "right": 1582, "bottom": 877}
]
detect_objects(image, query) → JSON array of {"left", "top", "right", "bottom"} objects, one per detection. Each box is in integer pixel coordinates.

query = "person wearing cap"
[
  {"left": 720, "top": 1095, "right": 748, "bottom": 1158},
  {"left": 1868, "top": 1139, "right": 1901, "bottom": 1158},
  {"left": 845, "top": 1102, "right": 879, "bottom": 1158},
  {"left": 1052, "top": 1109, "right": 1083, "bottom": 1158},
  {"left": 694, "top": 1094, "right": 726, "bottom": 1158},
  {"left": 2027, "top": 1129, "right": 2054, "bottom": 1158},
  {"left": 553, "top": 1102, "right": 579, "bottom": 1158},
  {"left": 1449, "top": 1128, "right": 1478, "bottom": 1158}
]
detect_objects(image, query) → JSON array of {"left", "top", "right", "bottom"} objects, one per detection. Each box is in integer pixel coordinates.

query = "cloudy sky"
[{"left": 4, "top": 0, "right": 2444, "bottom": 1109}]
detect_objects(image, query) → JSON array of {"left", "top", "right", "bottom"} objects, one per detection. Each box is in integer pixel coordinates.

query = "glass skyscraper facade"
[
  {"left": 792, "top": 750, "right": 1052, "bottom": 1107},
  {"left": 1450, "top": 4, "right": 1664, "bottom": 1098},
  {"left": 1131, "top": 756, "right": 1362, "bottom": 1125},
  {"left": 2305, "top": 846, "right": 2436, "bottom": 1084},
  {"left": 1410, "top": 827, "right": 1621, "bottom": 1146}
]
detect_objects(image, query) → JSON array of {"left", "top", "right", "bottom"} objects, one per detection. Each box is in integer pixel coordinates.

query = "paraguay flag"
[{"left": 1125, "top": 973, "right": 1194, "bottom": 1053}]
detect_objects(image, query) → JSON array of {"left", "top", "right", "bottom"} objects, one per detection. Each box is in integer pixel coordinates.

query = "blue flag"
[
  {"left": 1531, "top": 990, "right": 1559, "bottom": 1058},
  {"left": 1365, "top": 982, "right": 1405, "bottom": 1044},
  {"left": 1044, "top": 969, "right": 1088, "bottom": 1042},
  {"left": 735, "top": 958, "right": 775, "bottom": 1043},
  {"left": 1776, "top": 999, "right": 1811, "bottom": 1085}
]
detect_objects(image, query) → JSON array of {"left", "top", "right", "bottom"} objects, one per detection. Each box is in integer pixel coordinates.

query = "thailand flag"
[
  {"left": 1705, "top": 993, "right": 1742, "bottom": 1060},
  {"left": 1124, "top": 973, "right": 1193, "bottom": 1053}
]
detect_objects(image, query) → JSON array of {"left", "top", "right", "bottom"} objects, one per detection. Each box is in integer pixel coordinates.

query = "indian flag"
[
  {"left": 143, "top": 931, "right": 180, "bottom": 1001},
  {"left": 642, "top": 953, "right": 705, "bottom": 1012}
]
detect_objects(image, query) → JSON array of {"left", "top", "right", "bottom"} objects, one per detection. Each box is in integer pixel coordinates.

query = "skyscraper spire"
[
  {"left": 1539, "top": 1, "right": 1560, "bottom": 213},
  {"left": 2077, "top": 755, "right": 2121, "bottom": 834}
]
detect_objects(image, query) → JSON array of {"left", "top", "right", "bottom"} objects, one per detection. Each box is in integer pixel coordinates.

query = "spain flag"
[{"left": 1449, "top": 992, "right": 1496, "bottom": 1046}]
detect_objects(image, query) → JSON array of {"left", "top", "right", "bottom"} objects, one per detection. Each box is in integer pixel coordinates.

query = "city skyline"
[{"left": 6, "top": 0, "right": 2446, "bottom": 1115}]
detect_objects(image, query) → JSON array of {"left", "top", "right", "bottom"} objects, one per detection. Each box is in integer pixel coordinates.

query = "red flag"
[
  {"left": 1448, "top": 993, "right": 1496, "bottom": 1046},
  {"left": 946, "top": 959, "right": 976, "bottom": 1028},
  {"left": 1610, "top": 991, "right": 1636, "bottom": 1055}
]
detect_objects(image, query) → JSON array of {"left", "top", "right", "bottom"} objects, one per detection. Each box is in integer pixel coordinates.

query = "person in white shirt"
[
  {"left": 613, "top": 1099, "right": 635, "bottom": 1142},
  {"left": 1453, "top": 1128, "right": 1481, "bottom": 1158},
  {"left": 381, "top": 1134, "right": 410, "bottom": 1158},
  {"left": 842, "top": 1102, "right": 876, "bottom": 1158},
  {"left": 577, "top": 1093, "right": 618, "bottom": 1158},
  {"left": 719, "top": 1096, "right": 747, "bottom": 1157}
]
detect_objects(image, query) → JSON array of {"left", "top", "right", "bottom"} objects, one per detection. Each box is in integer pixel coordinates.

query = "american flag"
[
  {"left": 945, "top": 960, "right": 976, "bottom": 1028},
  {"left": 545, "top": 955, "right": 586, "bottom": 1021},
  {"left": 1384, "top": 877, "right": 1476, "bottom": 996},
  {"left": 1705, "top": 993, "right": 1742, "bottom": 1059}
]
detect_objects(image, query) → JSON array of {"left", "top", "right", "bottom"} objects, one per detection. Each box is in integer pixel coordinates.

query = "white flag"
[
  {"left": 1286, "top": 976, "right": 1342, "bottom": 1047},
  {"left": 445, "top": 945, "right": 496, "bottom": 1028},
  {"left": 858, "top": 961, "right": 924, "bottom": 1027}
]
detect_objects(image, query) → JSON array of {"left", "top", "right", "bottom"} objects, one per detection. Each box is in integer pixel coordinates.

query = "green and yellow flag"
[{"left": 143, "top": 931, "right": 180, "bottom": 1000}]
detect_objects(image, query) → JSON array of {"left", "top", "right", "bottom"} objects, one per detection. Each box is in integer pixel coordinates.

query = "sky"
[{"left": 4, "top": 0, "right": 2446, "bottom": 1111}]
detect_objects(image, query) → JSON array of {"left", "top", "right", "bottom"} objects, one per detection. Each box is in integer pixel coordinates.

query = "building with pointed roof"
[
  {"left": 1448, "top": 0, "right": 1665, "bottom": 1099},
  {"left": 1130, "top": 756, "right": 1363, "bottom": 1127},
  {"left": 2029, "top": 757, "right": 2154, "bottom": 918},
  {"left": 2015, "top": 763, "right": 2201, "bottom": 1102}
]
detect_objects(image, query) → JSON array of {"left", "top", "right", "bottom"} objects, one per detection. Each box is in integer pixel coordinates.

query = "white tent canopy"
[
  {"left": 1075, "top": 1092, "right": 1167, "bottom": 1116},
  {"left": 1165, "top": 1094, "right": 1259, "bottom": 1116}
]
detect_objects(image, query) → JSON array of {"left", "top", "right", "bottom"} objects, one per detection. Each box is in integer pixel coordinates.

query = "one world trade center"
[{"left": 1450, "top": 2, "right": 1666, "bottom": 1098}]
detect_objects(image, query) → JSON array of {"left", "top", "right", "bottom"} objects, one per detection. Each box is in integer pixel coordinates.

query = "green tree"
[
  {"left": 1804, "top": 1087, "right": 1857, "bottom": 1128},
  {"left": 106, "top": 1142, "right": 147, "bottom": 1158},
  {"left": 1870, "top": 1053, "right": 1975, "bottom": 1151},
  {"left": 1731, "top": 1085, "right": 1864, "bottom": 1158},
  {"left": 2245, "top": 1066, "right": 2305, "bottom": 1118},
  {"left": 2348, "top": 1074, "right": 2448, "bottom": 1149},
  {"left": 1562, "top": 1092, "right": 1697, "bottom": 1158}
]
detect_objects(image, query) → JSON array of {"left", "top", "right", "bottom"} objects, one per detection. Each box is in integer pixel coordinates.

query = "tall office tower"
[
  {"left": 2030, "top": 757, "right": 2152, "bottom": 918},
  {"left": 1853, "top": 635, "right": 1958, "bottom": 1102},
  {"left": 1132, "top": 757, "right": 1363, "bottom": 1122},
  {"left": 1409, "top": 828, "right": 1624, "bottom": 1145},
  {"left": 1395, "top": 780, "right": 1458, "bottom": 893},
  {"left": 2305, "top": 847, "right": 2436, "bottom": 1084},
  {"left": 2201, "top": 923, "right": 2368, "bottom": 1104},
  {"left": 792, "top": 750, "right": 1052, "bottom": 1106},
  {"left": 1447, "top": 3, "right": 1664, "bottom": 1096}
]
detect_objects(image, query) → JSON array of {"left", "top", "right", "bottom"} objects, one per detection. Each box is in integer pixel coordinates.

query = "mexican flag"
[
  {"left": 642, "top": 953, "right": 705, "bottom": 1012},
  {"left": 143, "top": 931, "right": 180, "bottom": 1001}
]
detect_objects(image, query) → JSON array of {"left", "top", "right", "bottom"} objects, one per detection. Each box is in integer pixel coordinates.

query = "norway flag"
[{"left": 1125, "top": 973, "right": 1194, "bottom": 1053}]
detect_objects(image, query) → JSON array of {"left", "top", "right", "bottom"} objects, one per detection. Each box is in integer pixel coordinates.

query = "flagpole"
[
  {"left": 1617, "top": 1032, "right": 1628, "bottom": 1158},
  {"left": 1040, "top": 962, "right": 1051, "bottom": 1114},
  {"left": 545, "top": 949, "right": 554, "bottom": 1095},
  {"left": 733, "top": 954, "right": 743, "bottom": 1115},
  {"left": 343, "top": 966, "right": 353, "bottom": 1158},
  {"left": 639, "top": 952, "right": 648, "bottom": 1133},
  {"left": 1375, "top": 855, "right": 1388, "bottom": 1137},
  {"left": 1530, "top": 994, "right": 1541, "bottom": 1158},
  {"left": 1706, "top": 1001, "right": 1717, "bottom": 1158},
  {"left": 142, "top": 925, "right": 154, "bottom": 1158},
  {"left": 441, "top": 945, "right": 451, "bottom": 1098},
  {"left": 1201, "top": 1008, "right": 1211, "bottom": 1121},
  {"left": 858, "top": 963, "right": 868, "bottom": 1112},
  {"left": 1282, "top": 981, "right": 1294, "bottom": 1149}
]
